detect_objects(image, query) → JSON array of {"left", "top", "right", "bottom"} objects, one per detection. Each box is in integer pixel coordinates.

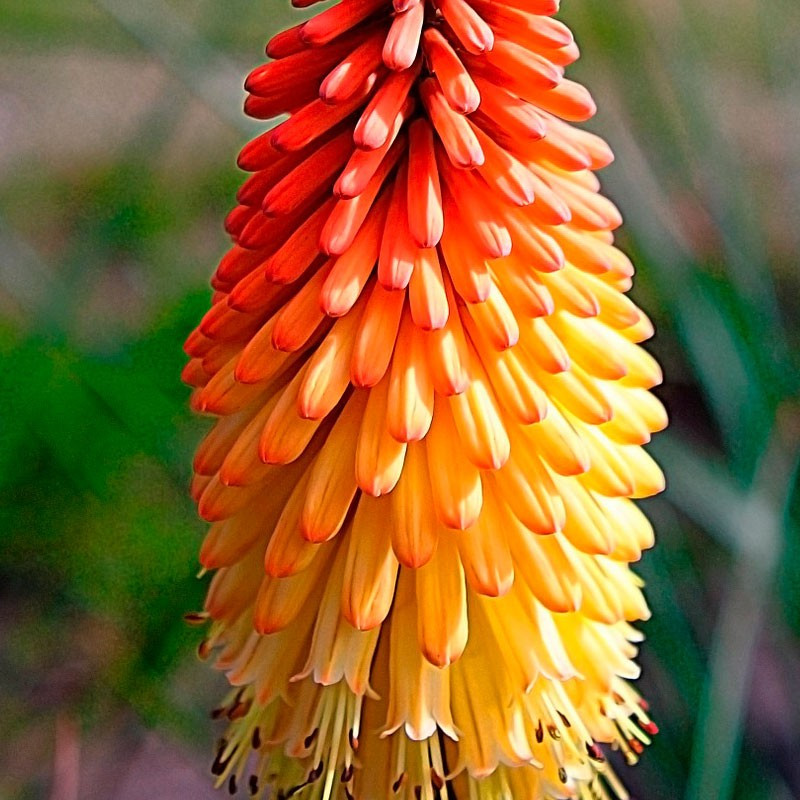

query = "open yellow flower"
[{"left": 183, "top": 0, "right": 667, "bottom": 797}]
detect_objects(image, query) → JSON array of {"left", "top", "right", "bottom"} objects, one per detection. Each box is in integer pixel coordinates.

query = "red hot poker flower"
[{"left": 183, "top": 1, "right": 667, "bottom": 798}]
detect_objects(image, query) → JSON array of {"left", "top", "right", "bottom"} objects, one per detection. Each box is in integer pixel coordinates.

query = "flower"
[{"left": 183, "top": 0, "right": 667, "bottom": 797}]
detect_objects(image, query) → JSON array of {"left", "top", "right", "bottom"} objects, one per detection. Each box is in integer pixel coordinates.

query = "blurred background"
[{"left": 0, "top": 0, "right": 798, "bottom": 798}]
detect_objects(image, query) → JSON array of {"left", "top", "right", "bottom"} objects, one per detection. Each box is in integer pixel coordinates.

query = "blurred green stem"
[{"left": 682, "top": 407, "right": 800, "bottom": 800}]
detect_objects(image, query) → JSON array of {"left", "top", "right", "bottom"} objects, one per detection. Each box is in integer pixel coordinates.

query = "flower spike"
[{"left": 185, "top": 1, "right": 666, "bottom": 798}]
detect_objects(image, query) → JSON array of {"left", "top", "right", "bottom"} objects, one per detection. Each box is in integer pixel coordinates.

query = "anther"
[
  {"left": 229, "top": 699, "right": 252, "bottom": 721},
  {"left": 348, "top": 729, "right": 360, "bottom": 750},
  {"left": 558, "top": 767, "right": 567, "bottom": 784},
  {"left": 547, "top": 724, "right": 561, "bottom": 741},
  {"left": 558, "top": 711, "right": 571, "bottom": 728},
  {"left": 228, "top": 774, "right": 238, "bottom": 795},
  {"left": 183, "top": 611, "right": 209, "bottom": 625},
  {"left": 585, "top": 742, "right": 605, "bottom": 763},
  {"left": 535, "top": 721, "right": 544, "bottom": 743},
  {"left": 304, "top": 728, "right": 319, "bottom": 749},
  {"left": 392, "top": 773, "right": 406, "bottom": 793},
  {"left": 414, "top": 786, "right": 423, "bottom": 800},
  {"left": 212, "top": 740, "right": 231, "bottom": 776},
  {"left": 252, "top": 727, "right": 262, "bottom": 750},
  {"left": 341, "top": 764, "right": 355, "bottom": 783},
  {"left": 640, "top": 720, "right": 659, "bottom": 736},
  {"left": 431, "top": 770, "right": 444, "bottom": 790},
  {"left": 249, "top": 776, "right": 259, "bottom": 796}
]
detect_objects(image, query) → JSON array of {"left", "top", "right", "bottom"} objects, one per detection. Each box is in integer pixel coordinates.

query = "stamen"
[
  {"left": 344, "top": 694, "right": 356, "bottom": 773},
  {"left": 639, "top": 720, "right": 659, "bottom": 736},
  {"left": 286, "top": 780, "right": 308, "bottom": 797},
  {"left": 551, "top": 682, "right": 595, "bottom": 746},
  {"left": 321, "top": 687, "right": 349, "bottom": 800},
  {"left": 228, "top": 698, "right": 252, "bottom": 721},
  {"left": 428, "top": 735, "right": 446, "bottom": 794},
  {"left": 312, "top": 692, "right": 335, "bottom": 768},
  {"left": 538, "top": 690, "right": 584, "bottom": 764},
  {"left": 497, "top": 769, "right": 514, "bottom": 800},
  {"left": 601, "top": 762, "right": 630, "bottom": 800},
  {"left": 415, "top": 739, "right": 435, "bottom": 800},
  {"left": 392, "top": 733, "right": 408, "bottom": 794},
  {"left": 348, "top": 729, "right": 359, "bottom": 751},
  {"left": 212, "top": 739, "right": 232, "bottom": 776}
]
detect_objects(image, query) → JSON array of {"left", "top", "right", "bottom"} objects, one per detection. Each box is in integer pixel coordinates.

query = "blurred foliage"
[{"left": 0, "top": 1, "right": 798, "bottom": 799}]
